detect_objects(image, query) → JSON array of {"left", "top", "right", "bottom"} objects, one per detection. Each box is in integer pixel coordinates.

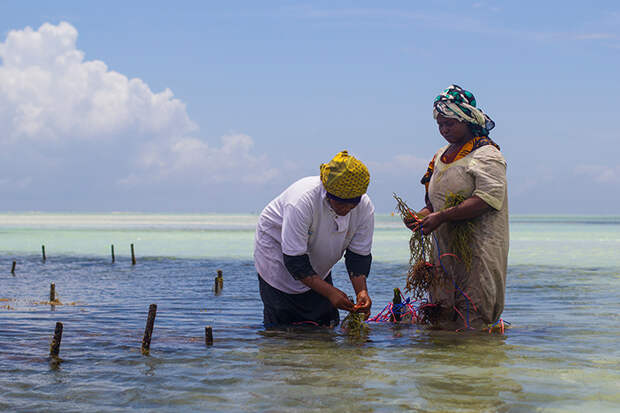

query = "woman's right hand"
[
  {"left": 403, "top": 215, "right": 419, "bottom": 231},
  {"left": 403, "top": 207, "right": 431, "bottom": 232},
  {"left": 301, "top": 275, "right": 355, "bottom": 311},
  {"left": 327, "top": 287, "right": 356, "bottom": 312}
]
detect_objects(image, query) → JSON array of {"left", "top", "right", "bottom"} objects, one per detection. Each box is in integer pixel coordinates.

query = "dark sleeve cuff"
[
  {"left": 283, "top": 253, "right": 316, "bottom": 280},
  {"left": 345, "top": 249, "right": 372, "bottom": 277}
]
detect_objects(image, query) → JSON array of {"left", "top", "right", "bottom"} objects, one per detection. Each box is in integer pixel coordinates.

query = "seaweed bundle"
[
  {"left": 341, "top": 311, "right": 369, "bottom": 336},
  {"left": 443, "top": 192, "right": 474, "bottom": 271},
  {"left": 393, "top": 193, "right": 438, "bottom": 299},
  {"left": 406, "top": 261, "right": 435, "bottom": 298}
]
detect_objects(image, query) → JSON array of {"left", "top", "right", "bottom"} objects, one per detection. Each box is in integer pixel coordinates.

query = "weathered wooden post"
[
  {"left": 50, "top": 283, "right": 56, "bottom": 302},
  {"left": 217, "top": 269, "right": 223, "bottom": 289},
  {"left": 141, "top": 304, "right": 157, "bottom": 355},
  {"left": 49, "top": 322, "right": 63, "bottom": 357},
  {"left": 11, "top": 261, "right": 16, "bottom": 274},
  {"left": 111, "top": 244, "right": 115, "bottom": 263},
  {"left": 131, "top": 244, "right": 136, "bottom": 266},
  {"left": 214, "top": 269, "right": 223, "bottom": 294},
  {"left": 42, "top": 245, "right": 46, "bottom": 262},
  {"left": 390, "top": 288, "right": 402, "bottom": 322},
  {"left": 205, "top": 326, "right": 213, "bottom": 346}
]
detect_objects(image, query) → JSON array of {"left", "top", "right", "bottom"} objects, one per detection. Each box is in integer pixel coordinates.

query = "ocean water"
[{"left": 0, "top": 213, "right": 618, "bottom": 412}]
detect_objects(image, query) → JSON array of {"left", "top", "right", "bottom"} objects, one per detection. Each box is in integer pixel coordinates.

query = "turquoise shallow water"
[{"left": 1, "top": 213, "right": 619, "bottom": 412}]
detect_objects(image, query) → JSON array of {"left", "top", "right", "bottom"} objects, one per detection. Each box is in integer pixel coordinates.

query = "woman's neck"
[{"left": 442, "top": 136, "right": 474, "bottom": 163}]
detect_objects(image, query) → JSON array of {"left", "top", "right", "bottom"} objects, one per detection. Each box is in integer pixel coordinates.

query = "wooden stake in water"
[
  {"left": 214, "top": 269, "right": 224, "bottom": 293},
  {"left": 205, "top": 326, "right": 213, "bottom": 346},
  {"left": 11, "top": 261, "right": 16, "bottom": 274},
  {"left": 50, "top": 283, "right": 56, "bottom": 302},
  {"left": 50, "top": 322, "right": 63, "bottom": 357},
  {"left": 390, "top": 288, "right": 402, "bottom": 322},
  {"left": 111, "top": 244, "right": 115, "bottom": 263},
  {"left": 131, "top": 244, "right": 136, "bottom": 266},
  {"left": 141, "top": 304, "right": 157, "bottom": 355},
  {"left": 42, "top": 245, "right": 46, "bottom": 262}
]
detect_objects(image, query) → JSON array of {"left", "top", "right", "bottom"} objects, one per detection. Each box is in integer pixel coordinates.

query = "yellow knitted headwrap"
[{"left": 320, "top": 150, "right": 370, "bottom": 200}]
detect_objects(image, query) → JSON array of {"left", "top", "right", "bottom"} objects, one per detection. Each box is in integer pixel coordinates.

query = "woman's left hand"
[{"left": 353, "top": 290, "right": 372, "bottom": 319}]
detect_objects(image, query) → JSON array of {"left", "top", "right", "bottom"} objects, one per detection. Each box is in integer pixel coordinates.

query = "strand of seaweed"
[
  {"left": 443, "top": 192, "right": 474, "bottom": 271},
  {"left": 393, "top": 193, "right": 438, "bottom": 300}
]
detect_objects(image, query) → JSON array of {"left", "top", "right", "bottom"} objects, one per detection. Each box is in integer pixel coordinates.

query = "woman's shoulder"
[
  {"left": 472, "top": 143, "right": 505, "bottom": 163},
  {"left": 358, "top": 193, "right": 375, "bottom": 215},
  {"left": 280, "top": 177, "right": 321, "bottom": 212},
  {"left": 432, "top": 145, "right": 449, "bottom": 163},
  {"left": 435, "top": 144, "right": 449, "bottom": 155}
]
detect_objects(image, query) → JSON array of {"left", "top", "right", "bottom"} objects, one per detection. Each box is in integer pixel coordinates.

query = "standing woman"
[{"left": 407, "top": 85, "right": 509, "bottom": 329}]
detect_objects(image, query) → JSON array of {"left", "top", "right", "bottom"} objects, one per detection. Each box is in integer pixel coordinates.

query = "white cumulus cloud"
[
  {"left": 0, "top": 21, "right": 278, "bottom": 204},
  {"left": 128, "top": 133, "right": 279, "bottom": 186},
  {"left": 0, "top": 22, "right": 196, "bottom": 143}
]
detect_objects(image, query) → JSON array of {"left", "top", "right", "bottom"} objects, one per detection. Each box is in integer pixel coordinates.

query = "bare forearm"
[
  {"left": 349, "top": 274, "right": 372, "bottom": 315},
  {"left": 417, "top": 206, "right": 432, "bottom": 217},
  {"left": 349, "top": 274, "right": 368, "bottom": 296},
  {"left": 301, "top": 274, "right": 355, "bottom": 311},
  {"left": 301, "top": 274, "right": 333, "bottom": 296},
  {"left": 413, "top": 195, "right": 491, "bottom": 234},
  {"left": 439, "top": 195, "right": 490, "bottom": 222}
]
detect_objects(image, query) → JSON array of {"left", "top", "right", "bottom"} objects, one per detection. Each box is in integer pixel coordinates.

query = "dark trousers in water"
[{"left": 258, "top": 273, "right": 340, "bottom": 328}]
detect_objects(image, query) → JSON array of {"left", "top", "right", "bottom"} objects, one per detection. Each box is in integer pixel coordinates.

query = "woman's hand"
[
  {"left": 403, "top": 207, "right": 431, "bottom": 231},
  {"left": 403, "top": 215, "right": 418, "bottom": 231},
  {"left": 302, "top": 275, "right": 355, "bottom": 311},
  {"left": 353, "top": 290, "right": 372, "bottom": 319},
  {"left": 326, "top": 287, "right": 356, "bottom": 312},
  {"left": 417, "top": 196, "right": 492, "bottom": 234},
  {"left": 419, "top": 211, "right": 446, "bottom": 234}
]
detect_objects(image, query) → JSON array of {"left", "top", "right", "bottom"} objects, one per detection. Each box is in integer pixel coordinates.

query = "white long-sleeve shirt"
[{"left": 254, "top": 176, "right": 374, "bottom": 294}]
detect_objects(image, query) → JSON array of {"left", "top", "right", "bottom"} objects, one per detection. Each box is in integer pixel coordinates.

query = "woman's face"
[
  {"left": 328, "top": 198, "right": 359, "bottom": 216},
  {"left": 436, "top": 114, "right": 472, "bottom": 144}
]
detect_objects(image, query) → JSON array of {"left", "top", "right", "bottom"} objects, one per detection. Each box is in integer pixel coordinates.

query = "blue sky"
[{"left": 1, "top": 1, "right": 619, "bottom": 213}]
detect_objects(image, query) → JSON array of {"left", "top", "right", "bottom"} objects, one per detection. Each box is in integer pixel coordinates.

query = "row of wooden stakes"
[
  {"left": 9, "top": 247, "right": 226, "bottom": 293},
  {"left": 10, "top": 249, "right": 225, "bottom": 360},
  {"left": 45, "top": 273, "right": 223, "bottom": 359},
  {"left": 49, "top": 303, "right": 215, "bottom": 360},
  {"left": 9, "top": 244, "right": 140, "bottom": 274}
]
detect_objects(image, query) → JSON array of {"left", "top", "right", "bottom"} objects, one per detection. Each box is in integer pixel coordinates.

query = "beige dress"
[{"left": 426, "top": 144, "right": 509, "bottom": 328}]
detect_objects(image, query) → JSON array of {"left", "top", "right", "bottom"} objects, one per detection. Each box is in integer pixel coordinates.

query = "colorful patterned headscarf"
[
  {"left": 421, "top": 85, "right": 500, "bottom": 192},
  {"left": 433, "top": 84, "right": 495, "bottom": 137},
  {"left": 320, "top": 150, "right": 370, "bottom": 202}
]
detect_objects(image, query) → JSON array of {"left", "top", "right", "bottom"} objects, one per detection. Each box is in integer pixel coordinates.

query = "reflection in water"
[
  {"left": 415, "top": 331, "right": 521, "bottom": 412},
  {"left": 253, "top": 328, "right": 379, "bottom": 412},
  {"left": 142, "top": 357, "right": 160, "bottom": 377},
  {"left": 251, "top": 326, "right": 522, "bottom": 412},
  {"left": 48, "top": 356, "right": 63, "bottom": 372}
]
